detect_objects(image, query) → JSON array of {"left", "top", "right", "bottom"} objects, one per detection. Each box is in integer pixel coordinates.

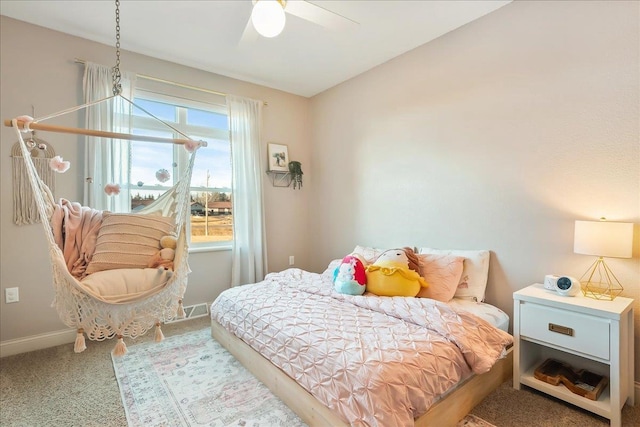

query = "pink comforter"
[{"left": 211, "top": 268, "right": 513, "bottom": 427}]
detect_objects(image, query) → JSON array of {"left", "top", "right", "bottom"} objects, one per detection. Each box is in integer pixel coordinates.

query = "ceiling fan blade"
[
  {"left": 238, "top": 15, "right": 259, "bottom": 45},
  {"left": 285, "top": 1, "right": 358, "bottom": 31}
]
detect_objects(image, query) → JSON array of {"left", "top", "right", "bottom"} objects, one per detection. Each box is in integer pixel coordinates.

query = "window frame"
[{"left": 131, "top": 90, "right": 232, "bottom": 250}]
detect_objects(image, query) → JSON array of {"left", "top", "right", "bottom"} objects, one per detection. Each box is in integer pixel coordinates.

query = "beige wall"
[
  {"left": 0, "top": 16, "right": 312, "bottom": 341},
  {"left": 309, "top": 0, "right": 639, "bottom": 380},
  {"left": 1, "top": 0, "right": 639, "bottom": 384}
]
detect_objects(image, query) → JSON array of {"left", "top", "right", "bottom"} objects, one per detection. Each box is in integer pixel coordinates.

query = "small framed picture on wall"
[{"left": 268, "top": 143, "right": 289, "bottom": 172}]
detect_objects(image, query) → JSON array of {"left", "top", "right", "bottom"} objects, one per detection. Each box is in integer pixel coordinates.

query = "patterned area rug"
[
  {"left": 458, "top": 414, "right": 497, "bottom": 427},
  {"left": 112, "top": 328, "right": 305, "bottom": 427},
  {"left": 112, "top": 327, "right": 496, "bottom": 427}
]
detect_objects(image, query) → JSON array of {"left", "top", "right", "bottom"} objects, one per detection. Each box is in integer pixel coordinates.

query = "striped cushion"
[{"left": 85, "top": 213, "right": 175, "bottom": 275}]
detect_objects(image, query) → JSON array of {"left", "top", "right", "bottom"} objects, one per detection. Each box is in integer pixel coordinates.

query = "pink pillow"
[{"left": 416, "top": 254, "right": 464, "bottom": 301}]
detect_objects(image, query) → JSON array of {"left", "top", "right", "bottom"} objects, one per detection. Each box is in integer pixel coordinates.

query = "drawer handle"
[{"left": 549, "top": 323, "right": 573, "bottom": 336}]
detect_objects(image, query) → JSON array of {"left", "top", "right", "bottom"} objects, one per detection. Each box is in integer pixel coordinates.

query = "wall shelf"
[{"left": 266, "top": 171, "right": 292, "bottom": 187}]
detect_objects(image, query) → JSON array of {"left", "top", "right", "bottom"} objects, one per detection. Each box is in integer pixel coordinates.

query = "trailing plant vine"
[{"left": 288, "top": 161, "right": 303, "bottom": 189}]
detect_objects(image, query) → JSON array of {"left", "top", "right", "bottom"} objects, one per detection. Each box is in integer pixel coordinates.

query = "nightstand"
[{"left": 513, "top": 283, "right": 634, "bottom": 427}]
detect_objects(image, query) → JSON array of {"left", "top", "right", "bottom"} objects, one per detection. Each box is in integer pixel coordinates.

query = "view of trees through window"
[{"left": 131, "top": 93, "right": 232, "bottom": 245}]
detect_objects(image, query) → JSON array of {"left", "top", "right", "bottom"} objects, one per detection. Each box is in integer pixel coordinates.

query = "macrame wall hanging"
[{"left": 11, "top": 136, "right": 57, "bottom": 225}]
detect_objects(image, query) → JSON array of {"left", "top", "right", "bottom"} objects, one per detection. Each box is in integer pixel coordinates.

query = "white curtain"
[
  {"left": 227, "top": 95, "right": 268, "bottom": 286},
  {"left": 83, "top": 62, "right": 136, "bottom": 212}
]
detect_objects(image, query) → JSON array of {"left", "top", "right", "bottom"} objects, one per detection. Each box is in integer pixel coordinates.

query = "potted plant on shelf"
[{"left": 288, "top": 161, "right": 303, "bottom": 189}]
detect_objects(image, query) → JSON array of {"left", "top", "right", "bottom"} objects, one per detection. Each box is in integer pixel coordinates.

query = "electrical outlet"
[
  {"left": 5, "top": 287, "right": 19, "bottom": 303},
  {"left": 289, "top": 255, "right": 295, "bottom": 266}
]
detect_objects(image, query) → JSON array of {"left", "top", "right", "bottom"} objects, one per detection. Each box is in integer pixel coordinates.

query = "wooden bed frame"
[{"left": 211, "top": 318, "right": 513, "bottom": 427}]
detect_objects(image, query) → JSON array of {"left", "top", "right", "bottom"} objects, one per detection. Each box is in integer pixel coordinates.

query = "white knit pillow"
[
  {"left": 350, "top": 245, "right": 387, "bottom": 266},
  {"left": 85, "top": 213, "right": 175, "bottom": 275}
]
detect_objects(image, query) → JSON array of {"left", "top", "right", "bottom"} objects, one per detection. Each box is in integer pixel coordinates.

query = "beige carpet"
[
  {"left": 0, "top": 317, "right": 211, "bottom": 427},
  {"left": 471, "top": 380, "right": 639, "bottom": 427},
  {"left": 1, "top": 316, "right": 638, "bottom": 426}
]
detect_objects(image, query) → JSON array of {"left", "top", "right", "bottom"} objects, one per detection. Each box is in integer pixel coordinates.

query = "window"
[{"left": 130, "top": 91, "right": 232, "bottom": 248}]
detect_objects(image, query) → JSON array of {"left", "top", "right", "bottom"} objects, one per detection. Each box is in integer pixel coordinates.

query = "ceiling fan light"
[{"left": 251, "top": 0, "right": 286, "bottom": 38}]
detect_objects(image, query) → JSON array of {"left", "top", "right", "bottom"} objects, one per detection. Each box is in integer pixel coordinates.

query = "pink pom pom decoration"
[
  {"left": 15, "top": 115, "right": 34, "bottom": 133},
  {"left": 104, "top": 183, "right": 121, "bottom": 196},
  {"left": 49, "top": 156, "right": 71, "bottom": 173},
  {"left": 184, "top": 139, "right": 200, "bottom": 153},
  {"left": 155, "top": 168, "right": 170, "bottom": 183}
]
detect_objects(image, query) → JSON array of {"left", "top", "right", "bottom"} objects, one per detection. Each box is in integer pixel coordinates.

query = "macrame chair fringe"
[
  {"left": 10, "top": 118, "right": 198, "bottom": 355},
  {"left": 154, "top": 322, "right": 165, "bottom": 342},
  {"left": 177, "top": 299, "right": 186, "bottom": 318},
  {"left": 74, "top": 328, "right": 87, "bottom": 353},
  {"left": 112, "top": 335, "right": 127, "bottom": 357},
  {"left": 11, "top": 140, "right": 56, "bottom": 225}
]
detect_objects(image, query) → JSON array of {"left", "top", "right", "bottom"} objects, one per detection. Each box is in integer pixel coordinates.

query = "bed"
[{"left": 210, "top": 263, "right": 513, "bottom": 427}]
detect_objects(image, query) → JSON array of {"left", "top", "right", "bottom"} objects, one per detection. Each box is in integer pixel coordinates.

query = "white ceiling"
[{"left": 0, "top": 1, "right": 511, "bottom": 97}]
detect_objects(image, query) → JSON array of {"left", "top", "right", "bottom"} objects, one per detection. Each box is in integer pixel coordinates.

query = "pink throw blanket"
[{"left": 50, "top": 199, "right": 103, "bottom": 279}]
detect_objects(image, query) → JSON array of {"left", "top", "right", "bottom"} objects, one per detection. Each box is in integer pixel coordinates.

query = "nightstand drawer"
[{"left": 519, "top": 302, "right": 610, "bottom": 360}]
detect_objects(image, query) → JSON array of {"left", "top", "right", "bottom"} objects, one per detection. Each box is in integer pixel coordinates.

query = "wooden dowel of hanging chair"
[{"left": 4, "top": 119, "right": 201, "bottom": 146}]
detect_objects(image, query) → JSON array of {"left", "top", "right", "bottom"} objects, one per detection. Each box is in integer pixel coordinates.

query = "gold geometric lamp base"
[
  {"left": 580, "top": 257, "right": 623, "bottom": 301},
  {"left": 574, "top": 219, "right": 633, "bottom": 301}
]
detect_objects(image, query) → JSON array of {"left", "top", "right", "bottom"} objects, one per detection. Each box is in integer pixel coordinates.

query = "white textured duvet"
[{"left": 210, "top": 268, "right": 513, "bottom": 427}]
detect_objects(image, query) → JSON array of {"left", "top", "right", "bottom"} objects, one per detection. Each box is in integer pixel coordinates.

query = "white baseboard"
[
  {"left": 0, "top": 303, "right": 211, "bottom": 358},
  {"left": 166, "top": 302, "right": 209, "bottom": 324},
  {"left": 0, "top": 328, "right": 76, "bottom": 358}
]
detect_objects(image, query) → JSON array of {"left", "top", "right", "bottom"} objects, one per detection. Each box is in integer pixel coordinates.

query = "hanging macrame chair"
[
  {"left": 9, "top": 108, "right": 203, "bottom": 356},
  {"left": 4, "top": 0, "right": 208, "bottom": 356}
]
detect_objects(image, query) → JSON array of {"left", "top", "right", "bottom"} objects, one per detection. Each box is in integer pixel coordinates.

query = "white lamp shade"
[
  {"left": 574, "top": 220, "right": 633, "bottom": 258},
  {"left": 251, "top": 0, "right": 286, "bottom": 38}
]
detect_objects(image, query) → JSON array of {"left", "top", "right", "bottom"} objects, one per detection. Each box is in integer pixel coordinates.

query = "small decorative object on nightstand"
[
  {"left": 574, "top": 218, "right": 633, "bottom": 300},
  {"left": 543, "top": 275, "right": 581, "bottom": 297},
  {"left": 513, "top": 284, "right": 634, "bottom": 427}
]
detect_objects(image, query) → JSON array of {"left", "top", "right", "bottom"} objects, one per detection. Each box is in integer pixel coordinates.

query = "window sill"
[{"left": 189, "top": 245, "right": 232, "bottom": 254}]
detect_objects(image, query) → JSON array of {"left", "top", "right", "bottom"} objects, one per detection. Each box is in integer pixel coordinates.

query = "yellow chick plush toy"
[{"left": 365, "top": 248, "right": 427, "bottom": 297}]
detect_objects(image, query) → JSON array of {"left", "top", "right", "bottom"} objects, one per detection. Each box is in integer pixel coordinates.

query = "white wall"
[
  {"left": 309, "top": 0, "right": 640, "bottom": 380},
  {"left": 0, "top": 16, "right": 312, "bottom": 342}
]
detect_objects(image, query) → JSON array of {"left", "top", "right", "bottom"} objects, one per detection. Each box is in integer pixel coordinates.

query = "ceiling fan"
[{"left": 240, "top": 0, "right": 358, "bottom": 42}]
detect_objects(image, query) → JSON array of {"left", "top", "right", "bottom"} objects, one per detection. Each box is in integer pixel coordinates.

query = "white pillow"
[
  {"left": 81, "top": 268, "right": 173, "bottom": 303},
  {"left": 417, "top": 248, "right": 490, "bottom": 302},
  {"left": 322, "top": 259, "right": 342, "bottom": 279},
  {"left": 350, "top": 245, "right": 387, "bottom": 266}
]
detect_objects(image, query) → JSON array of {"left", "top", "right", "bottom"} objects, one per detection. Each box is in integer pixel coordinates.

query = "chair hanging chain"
[{"left": 112, "top": 0, "right": 122, "bottom": 96}]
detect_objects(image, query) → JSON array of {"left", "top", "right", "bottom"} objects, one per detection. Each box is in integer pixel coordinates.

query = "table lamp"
[{"left": 574, "top": 218, "right": 634, "bottom": 300}]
